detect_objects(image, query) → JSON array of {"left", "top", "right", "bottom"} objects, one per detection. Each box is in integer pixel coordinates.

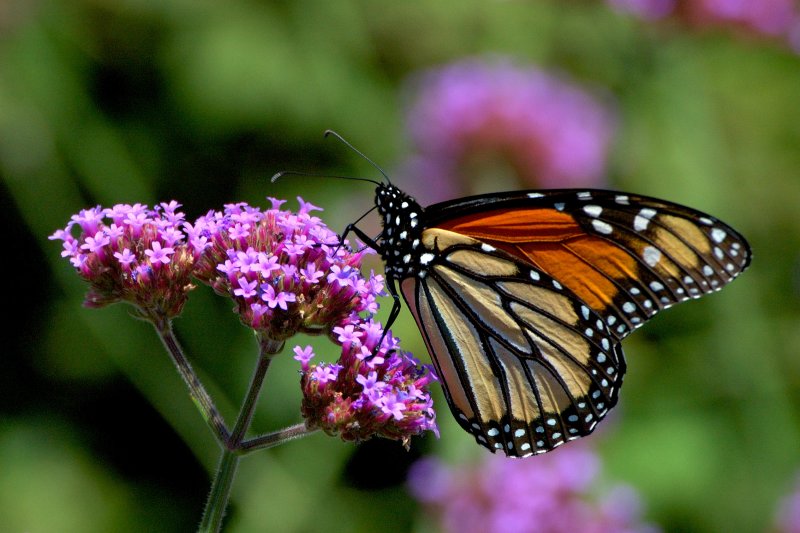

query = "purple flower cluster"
[
  {"left": 295, "top": 318, "right": 438, "bottom": 446},
  {"left": 189, "top": 197, "right": 383, "bottom": 341},
  {"left": 52, "top": 196, "right": 438, "bottom": 445},
  {"left": 607, "top": 0, "right": 800, "bottom": 53},
  {"left": 49, "top": 202, "right": 195, "bottom": 318},
  {"left": 54, "top": 196, "right": 439, "bottom": 447},
  {"left": 409, "top": 444, "right": 659, "bottom": 533},
  {"left": 402, "top": 59, "right": 614, "bottom": 203}
]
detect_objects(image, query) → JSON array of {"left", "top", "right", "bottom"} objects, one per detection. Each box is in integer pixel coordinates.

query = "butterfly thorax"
[{"left": 375, "top": 183, "right": 426, "bottom": 280}]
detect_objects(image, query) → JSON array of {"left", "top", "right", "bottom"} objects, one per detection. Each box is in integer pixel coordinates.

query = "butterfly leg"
[
  {"left": 363, "top": 277, "right": 402, "bottom": 356},
  {"left": 383, "top": 277, "right": 402, "bottom": 333},
  {"left": 338, "top": 222, "right": 383, "bottom": 253},
  {"left": 337, "top": 222, "right": 402, "bottom": 352}
]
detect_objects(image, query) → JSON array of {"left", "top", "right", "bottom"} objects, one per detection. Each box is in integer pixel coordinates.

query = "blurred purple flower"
[
  {"left": 402, "top": 59, "right": 615, "bottom": 203},
  {"left": 689, "top": 0, "right": 796, "bottom": 36},
  {"left": 297, "top": 318, "right": 438, "bottom": 447},
  {"left": 409, "top": 444, "right": 659, "bottom": 533},
  {"left": 607, "top": 0, "right": 800, "bottom": 52},
  {"left": 608, "top": 0, "right": 675, "bottom": 19},
  {"left": 775, "top": 473, "right": 800, "bottom": 533},
  {"left": 50, "top": 202, "right": 196, "bottom": 318},
  {"left": 190, "top": 197, "right": 384, "bottom": 341}
]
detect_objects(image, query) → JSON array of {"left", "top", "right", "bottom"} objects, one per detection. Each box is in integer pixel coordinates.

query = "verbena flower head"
[
  {"left": 402, "top": 58, "right": 614, "bottom": 203},
  {"left": 50, "top": 202, "right": 195, "bottom": 318},
  {"left": 409, "top": 444, "right": 660, "bottom": 533},
  {"left": 296, "top": 318, "right": 438, "bottom": 447},
  {"left": 190, "top": 197, "right": 384, "bottom": 341}
]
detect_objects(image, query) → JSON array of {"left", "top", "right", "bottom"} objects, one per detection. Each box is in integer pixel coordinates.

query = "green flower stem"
[
  {"left": 240, "top": 423, "right": 318, "bottom": 454},
  {"left": 198, "top": 448, "right": 238, "bottom": 533},
  {"left": 227, "top": 337, "right": 284, "bottom": 446},
  {"left": 198, "top": 336, "right": 285, "bottom": 533},
  {"left": 153, "top": 316, "right": 230, "bottom": 443}
]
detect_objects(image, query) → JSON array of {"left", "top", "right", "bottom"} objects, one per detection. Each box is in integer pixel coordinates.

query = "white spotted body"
[{"left": 374, "top": 184, "right": 428, "bottom": 279}]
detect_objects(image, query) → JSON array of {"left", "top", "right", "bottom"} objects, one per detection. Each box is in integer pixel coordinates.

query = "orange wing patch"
[{"left": 437, "top": 208, "right": 636, "bottom": 311}]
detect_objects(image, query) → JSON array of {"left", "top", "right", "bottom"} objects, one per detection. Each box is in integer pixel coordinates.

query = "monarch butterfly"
[{"left": 297, "top": 133, "right": 752, "bottom": 458}]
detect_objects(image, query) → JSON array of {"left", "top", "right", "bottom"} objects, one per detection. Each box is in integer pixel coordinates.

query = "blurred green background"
[{"left": 3, "top": 1, "right": 800, "bottom": 532}]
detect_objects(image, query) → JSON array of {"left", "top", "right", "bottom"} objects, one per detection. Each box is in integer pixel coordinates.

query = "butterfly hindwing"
[{"left": 400, "top": 228, "right": 626, "bottom": 457}]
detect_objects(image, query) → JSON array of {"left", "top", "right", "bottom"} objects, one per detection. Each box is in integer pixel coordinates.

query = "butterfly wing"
[
  {"left": 395, "top": 188, "right": 749, "bottom": 456},
  {"left": 400, "top": 228, "right": 626, "bottom": 457},
  {"left": 424, "top": 189, "right": 751, "bottom": 340}
]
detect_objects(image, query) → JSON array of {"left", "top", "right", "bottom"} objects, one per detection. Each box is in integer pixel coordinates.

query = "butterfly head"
[{"left": 374, "top": 183, "right": 426, "bottom": 279}]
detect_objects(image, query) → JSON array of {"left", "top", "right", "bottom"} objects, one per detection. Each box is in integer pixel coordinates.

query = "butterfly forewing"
[
  {"left": 428, "top": 189, "right": 751, "bottom": 340},
  {"left": 401, "top": 229, "right": 626, "bottom": 457}
]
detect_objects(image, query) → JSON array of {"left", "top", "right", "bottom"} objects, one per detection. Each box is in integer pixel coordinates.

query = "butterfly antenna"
[
  {"left": 271, "top": 170, "right": 381, "bottom": 187},
  {"left": 324, "top": 129, "right": 392, "bottom": 184}
]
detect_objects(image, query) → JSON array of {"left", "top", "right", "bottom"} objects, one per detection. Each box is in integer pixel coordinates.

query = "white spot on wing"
[
  {"left": 634, "top": 208, "right": 657, "bottom": 232},
  {"left": 527, "top": 192, "right": 544, "bottom": 198},
  {"left": 583, "top": 205, "right": 603, "bottom": 218},
  {"left": 481, "top": 243, "right": 496, "bottom": 252},
  {"left": 711, "top": 228, "right": 727, "bottom": 243},
  {"left": 642, "top": 246, "right": 661, "bottom": 267},
  {"left": 592, "top": 219, "right": 613, "bottom": 235},
  {"left": 420, "top": 253, "right": 435, "bottom": 265}
]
